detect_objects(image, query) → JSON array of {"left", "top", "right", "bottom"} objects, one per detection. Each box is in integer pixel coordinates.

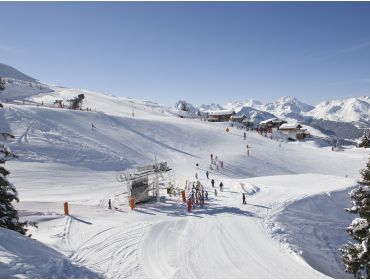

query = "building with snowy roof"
[
  {"left": 230, "top": 114, "right": 247, "bottom": 123},
  {"left": 260, "top": 118, "right": 287, "bottom": 128},
  {"left": 279, "top": 123, "right": 310, "bottom": 140},
  {"left": 207, "top": 109, "right": 235, "bottom": 122}
]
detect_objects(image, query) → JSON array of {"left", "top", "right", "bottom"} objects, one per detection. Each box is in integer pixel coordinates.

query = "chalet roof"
[
  {"left": 208, "top": 109, "right": 235, "bottom": 116},
  {"left": 260, "top": 118, "right": 282, "bottom": 124},
  {"left": 230, "top": 114, "right": 246, "bottom": 119},
  {"left": 279, "top": 123, "right": 303, "bottom": 130}
]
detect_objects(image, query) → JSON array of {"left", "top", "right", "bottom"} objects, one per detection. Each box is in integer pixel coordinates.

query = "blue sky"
[{"left": 1, "top": 2, "right": 370, "bottom": 106}]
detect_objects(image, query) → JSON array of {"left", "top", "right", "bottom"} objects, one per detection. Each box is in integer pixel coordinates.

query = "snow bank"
[
  {"left": 0, "top": 227, "right": 101, "bottom": 278},
  {"left": 270, "top": 186, "right": 356, "bottom": 278}
]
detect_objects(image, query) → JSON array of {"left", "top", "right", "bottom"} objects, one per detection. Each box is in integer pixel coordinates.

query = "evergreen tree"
[
  {"left": 0, "top": 76, "right": 4, "bottom": 108},
  {"left": 0, "top": 144, "right": 34, "bottom": 235},
  {"left": 0, "top": 77, "right": 5, "bottom": 92},
  {"left": 341, "top": 158, "right": 370, "bottom": 278},
  {"left": 359, "top": 130, "right": 370, "bottom": 148}
]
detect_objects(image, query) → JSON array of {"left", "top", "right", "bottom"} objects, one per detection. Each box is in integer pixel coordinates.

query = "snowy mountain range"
[
  {"left": 0, "top": 63, "right": 369, "bottom": 136},
  {"left": 203, "top": 95, "right": 369, "bottom": 128}
]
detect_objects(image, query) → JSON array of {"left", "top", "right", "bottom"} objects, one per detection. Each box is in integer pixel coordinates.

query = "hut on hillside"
[
  {"left": 230, "top": 114, "right": 247, "bottom": 123},
  {"left": 279, "top": 123, "right": 310, "bottom": 140},
  {"left": 207, "top": 109, "right": 235, "bottom": 122},
  {"left": 260, "top": 118, "right": 286, "bottom": 129}
]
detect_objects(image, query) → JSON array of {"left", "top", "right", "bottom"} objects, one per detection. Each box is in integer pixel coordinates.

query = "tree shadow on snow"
[
  {"left": 70, "top": 215, "right": 93, "bottom": 225},
  {"left": 134, "top": 197, "right": 260, "bottom": 219}
]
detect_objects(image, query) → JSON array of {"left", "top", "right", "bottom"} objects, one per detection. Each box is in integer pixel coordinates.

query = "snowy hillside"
[
  {"left": 0, "top": 67, "right": 370, "bottom": 278},
  {"left": 0, "top": 227, "right": 100, "bottom": 278},
  {"left": 306, "top": 96, "right": 370, "bottom": 127},
  {"left": 0, "top": 63, "right": 37, "bottom": 82},
  {"left": 0, "top": 78, "right": 52, "bottom": 102}
]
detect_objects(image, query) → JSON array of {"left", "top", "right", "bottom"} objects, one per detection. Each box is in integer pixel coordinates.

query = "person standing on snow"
[
  {"left": 187, "top": 199, "right": 192, "bottom": 212},
  {"left": 108, "top": 199, "right": 112, "bottom": 209},
  {"left": 219, "top": 182, "right": 224, "bottom": 192},
  {"left": 210, "top": 153, "right": 213, "bottom": 162},
  {"left": 205, "top": 191, "right": 208, "bottom": 200},
  {"left": 214, "top": 188, "right": 218, "bottom": 197},
  {"left": 196, "top": 163, "right": 199, "bottom": 169},
  {"left": 244, "top": 132, "right": 246, "bottom": 140},
  {"left": 211, "top": 179, "right": 215, "bottom": 187},
  {"left": 195, "top": 172, "right": 198, "bottom": 179},
  {"left": 242, "top": 193, "right": 246, "bottom": 204},
  {"left": 206, "top": 170, "right": 209, "bottom": 179}
]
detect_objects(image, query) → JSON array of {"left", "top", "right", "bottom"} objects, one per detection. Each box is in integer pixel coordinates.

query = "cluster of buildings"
[{"left": 205, "top": 110, "right": 310, "bottom": 141}]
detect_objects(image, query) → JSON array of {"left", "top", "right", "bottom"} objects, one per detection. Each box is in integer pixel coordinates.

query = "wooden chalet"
[
  {"left": 279, "top": 123, "right": 310, "bottom": 140},
  {"left": 260, "top": 118, "right": 287, "bottom": 128},
  {"left": 207, "top": 109, "right": 235, "bottom": 122},
  {"left": 230, "top": 114, "right": 247, "bottom": 123}
]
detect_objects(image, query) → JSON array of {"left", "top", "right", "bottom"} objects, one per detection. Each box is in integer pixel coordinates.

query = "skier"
[
  {"left": 92, "top": 122, "right": 96, "bottom": 130},
  {"left": 244, "top": 132, "right": 246, "bottom": 140},
  {"left": 187, "top": 199, "right": 192, "bottom": 212},
  {"left": 205, "top": 191, "right": 208, "bottom": 200},
  {"left": 195, "top": 172, "right": 198, "bottom": 179},
  {"left": 206, "top": 170, "right": 209, "bottom": 179},
  {"left": 200, "top": 193, "right": 204, "bottom": 207},
  {"left": 214, "top": 188, "right": 218, "bottom": 197},
  {"left": 108, "top": 199, "right": 112, "bottom": 209},
  {"left": 220, "top": 161, "right": 224, "bottom": 169},
  {"left": 196, "top": 163, "right": 199, "bottom": 169},
  {"left": 242, "top": 193, "right": 246, "bottom": 204},
  {"left": 219, "top": 182, "right": 224, "bottom": 192},
  {"left": 211, "top": 179, "right": 215, "bottom": 187},
  {"left": 215, "top": 156, "right": 218, "bottom": 162},
  {"left": 210, "top": 153, "right": 213, "bottom": 162}
]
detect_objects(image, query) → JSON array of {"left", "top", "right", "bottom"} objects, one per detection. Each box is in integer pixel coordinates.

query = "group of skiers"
[
  {"left": 210, "top": 153, "right": 224, "bottom": 170},
  {"left": 187, "top": 180, "right": 209, "bottom": 212}
]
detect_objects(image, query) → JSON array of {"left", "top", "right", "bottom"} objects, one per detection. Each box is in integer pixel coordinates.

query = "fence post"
[{"left": 64, "top": 202, "right": 69, "bottom": 215}]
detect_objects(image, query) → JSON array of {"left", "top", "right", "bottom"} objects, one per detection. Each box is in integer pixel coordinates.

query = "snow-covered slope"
[
  {"left": 0, "top": 78, "right": 52, "bottom": 102},
  {"left": 306, "top": 96, "right": 370, "bottom": 127},
  {"left": 0, "top": 227, "right": 100, "bottom": 278},
  {"left": 0, "top": 63, "right": 37, "bottom": 82},
  {"left": 1, "top": 72, "right": 369, "bottom": 279}
]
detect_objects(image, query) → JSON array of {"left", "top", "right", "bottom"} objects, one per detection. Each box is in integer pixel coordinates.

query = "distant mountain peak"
[{"left": 0, "top": 63, "right": 37, "bottom": 82}]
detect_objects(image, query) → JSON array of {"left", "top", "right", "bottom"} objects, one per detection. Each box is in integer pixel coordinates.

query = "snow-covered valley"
[{"left": 0, "top": 78, "right": 369, "bottom": 278}]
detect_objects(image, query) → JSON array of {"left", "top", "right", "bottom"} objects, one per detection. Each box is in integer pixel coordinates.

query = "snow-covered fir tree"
[
  {"left": 0, "top": 144, "right": 32, "bottom": 235},
  {"left": 341, "top": 158, "right": 370, "bottom": 278},
  {"left": 0, "top": 76, "right": 4, "bottom": 108},
  {"left": 358, "top": 130, "right": 370, "bottom": 148},
  {"left": 0, "top": 77, "right": 5, "bottom": 92}
]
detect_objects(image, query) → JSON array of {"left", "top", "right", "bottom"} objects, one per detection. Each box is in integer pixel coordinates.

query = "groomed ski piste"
[{"left": 0, "top": 82, "right": 369, "bottom": 278}]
